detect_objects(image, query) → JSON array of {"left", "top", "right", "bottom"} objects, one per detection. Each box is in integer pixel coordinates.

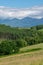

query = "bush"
[
  {"left": 0, "top": 40, "right": 20, "bottom": 55},
  {"left": 0, "top": 41, "right": 13, "bottom": 55},
  {"left": 16, "top": 39, "right": 27, "bottom": 48}
]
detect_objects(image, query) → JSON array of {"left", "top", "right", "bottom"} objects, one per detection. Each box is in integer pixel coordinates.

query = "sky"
[
  {"left": 0, "top": 0, "right": 43, "bottom": 8},
  {"left": 0, "top": 0, "right": 43, "bottom": 19}
]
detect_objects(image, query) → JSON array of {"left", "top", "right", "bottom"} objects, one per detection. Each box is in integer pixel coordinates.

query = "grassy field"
[
  {"left": 38, "top": 29, "right": 43, "bottom": 32},
  {"left": 0, "top": 43, "right": 43, "bottom": 65}
]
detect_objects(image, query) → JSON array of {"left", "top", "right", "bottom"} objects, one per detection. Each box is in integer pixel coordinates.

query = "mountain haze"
[
  {"left": 0, "top": 17, "right": 43, "bottom": 27},
  {"left": 0, "top": 6, "right": 43, "bottom": 27}
]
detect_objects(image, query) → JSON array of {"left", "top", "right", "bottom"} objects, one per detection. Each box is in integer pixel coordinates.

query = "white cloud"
[{"left": 0, "top": 6, "right": 43, "bottom": 19}]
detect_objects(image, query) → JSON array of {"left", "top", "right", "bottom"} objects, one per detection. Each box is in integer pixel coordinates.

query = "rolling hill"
[{"left": 0, "top": 43, "right": 43, "bottom": 65}]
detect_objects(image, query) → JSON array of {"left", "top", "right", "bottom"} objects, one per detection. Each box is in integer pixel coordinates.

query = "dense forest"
[{"left": 0, "top": 24, "right": 43, "bottom": 55}]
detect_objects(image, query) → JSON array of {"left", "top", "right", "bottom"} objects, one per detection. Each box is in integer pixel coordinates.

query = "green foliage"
[
  {"left": 0, "top": 41, "right": 12, "bottom": 55},
  {"left": 0, "top": 39, "right": 27, "bottom": 55},
  {"left": 16, "top": 39, "right": 27, "bottom": 48},
  {"left": 0, "top": 40, "right": 20, "bottom": 55},
  {"left": 0, "top": 24, "right": 43, "bottom": 55}
]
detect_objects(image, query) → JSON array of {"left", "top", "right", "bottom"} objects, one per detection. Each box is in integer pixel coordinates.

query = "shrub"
[
  {"left": 0, "top": 40, "right": 20, "bottom": 55},
  {"left": 16, "top": 39, "right": 27, "bottom": 48}
]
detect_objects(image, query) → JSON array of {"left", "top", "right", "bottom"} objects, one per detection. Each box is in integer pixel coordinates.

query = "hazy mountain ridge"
[{"left": 0, "top": 17, "right": 43, "bottom": 27}]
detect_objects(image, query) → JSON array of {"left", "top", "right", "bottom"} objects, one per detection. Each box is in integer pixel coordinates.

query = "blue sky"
[
  {"left": 0, "top": 0, "right": 43, "bottom": 8},
  {"left": 0, "top": 0, "right": 43, "bottom": 19}
]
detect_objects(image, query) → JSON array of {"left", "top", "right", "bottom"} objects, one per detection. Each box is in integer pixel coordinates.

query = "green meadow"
[{"left": 0, "top": 43, "right": 43, "bottom": 65}]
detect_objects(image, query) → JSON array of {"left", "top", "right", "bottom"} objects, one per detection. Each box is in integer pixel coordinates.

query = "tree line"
[{"left": 0, "top": 24, "right": 43, "bottom": 55}]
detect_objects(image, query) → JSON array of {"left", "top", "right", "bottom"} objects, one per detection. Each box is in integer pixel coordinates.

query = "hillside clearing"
[{"left": 0, "top": 43, "right": 43, "bottom": 65}]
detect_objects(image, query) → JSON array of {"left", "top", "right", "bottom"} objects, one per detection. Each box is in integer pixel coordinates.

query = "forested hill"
[
  {"left": 31, "top": 25, "right": 43, "bottom": 30},
  {"left": 0, "top": 24, "right": 43, "bottom": 44},
  {"left": 0, "top": 24, "right": 43, "bottom": 32},
  {"left": 0, "top": 24, "right": 43, "bottom": 55}
]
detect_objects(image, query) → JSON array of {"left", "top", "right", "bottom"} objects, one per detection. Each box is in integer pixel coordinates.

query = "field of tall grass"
[{"left": 0, "top": 43, "right": 43, "bottom": 65}]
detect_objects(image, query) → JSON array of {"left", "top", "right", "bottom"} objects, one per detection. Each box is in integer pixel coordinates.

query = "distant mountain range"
[{"left": 0, "top": 17, "right": 43, "bottom": 27}]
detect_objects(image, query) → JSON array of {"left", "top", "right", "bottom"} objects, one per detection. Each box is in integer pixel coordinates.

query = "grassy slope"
[{"left": 0, "top": 43, "right": 43, "bottom": 65}]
